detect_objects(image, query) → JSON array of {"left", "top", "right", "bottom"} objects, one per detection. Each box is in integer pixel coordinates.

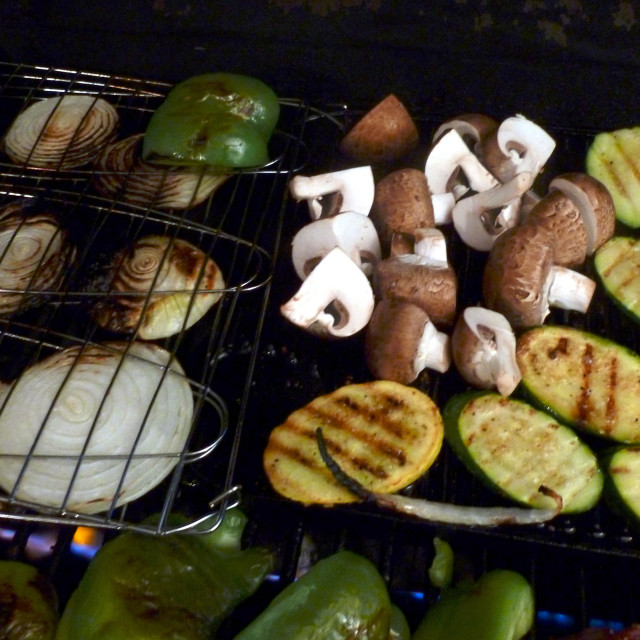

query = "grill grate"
[{"left": 0, "top": 62, "right": 311, "bottom": 534}]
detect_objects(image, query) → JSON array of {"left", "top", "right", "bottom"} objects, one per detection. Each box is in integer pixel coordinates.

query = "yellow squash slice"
[{"left": 263, "top": 380, "right": 444, "bottom": 505}]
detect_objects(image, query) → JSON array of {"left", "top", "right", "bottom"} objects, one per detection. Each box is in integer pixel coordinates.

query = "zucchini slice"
[
  {"left": 595, "top": 236, "right": 640, "bottom": 323},
  {"left": 443, "top": 392, "right": 602, "bottom": 513},
  {"left": 603, "top": 446, "right": 640, "bottom": 529},
  {"left": 517, "top": 325, "right": 640, "bottom": 443},
  {"left": 586, "top": 127, "right": 640, "bottom": 228}
]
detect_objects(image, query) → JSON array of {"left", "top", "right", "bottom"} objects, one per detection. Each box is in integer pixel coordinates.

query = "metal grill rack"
[
  {"left": 0, "top": 62, "right": 311, "bottom": 534},
  {"left": 235, "top": 102, "right": 640, "bottom": 562}
]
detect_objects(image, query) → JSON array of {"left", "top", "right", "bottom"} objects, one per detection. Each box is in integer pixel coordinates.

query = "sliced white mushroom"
[
  {"left": 288, "top": 166, "right": 375, "bottom": 220},
  {"left": 291, "top": 211, "right": 381, "bottom": 279},
  {"left": 452, "top": 171, "right": 535, "bottom": 251},
  {"left": 483, "top": 114, "right": 556, "bottom": 182},
  {"left": 431, "top": 192, "right": 457, "bottom": 225},
  {"left": 451, "top": 306, "right": 521, "bottom": 396},
  {"left": 425, "top": 129, "right": 499, "bottom": 197},
  {"left": 431, "top": 113, "right": 499, "bottom": 155},
  {"left": 413, "top": 228, "right": 449, "bottom": 267},
  {"left": 280, "top": 247, "right": 374, "bottom": 338}
]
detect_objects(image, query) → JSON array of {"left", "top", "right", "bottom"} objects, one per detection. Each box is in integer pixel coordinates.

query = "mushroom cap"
[
  {"left": 526, "top": 189, "right": 588, "bottom": 268},
  {"left": 374, "top": 254, "right": 457, "bottom": 326},
  {"left": 549, "top": 172, "right": 616, "bottom": 253},
  {"left": 365, "top": 298, "right": 432, "bottom": 384},
  {"left": 371, "top": 168, "right": 435, "bottom": 251},
  {"left": 482, "top": 223, "right": 556, "bottom": 328},
  {"left": 339, "top": 94, "right": 419, "bottom": 164}
]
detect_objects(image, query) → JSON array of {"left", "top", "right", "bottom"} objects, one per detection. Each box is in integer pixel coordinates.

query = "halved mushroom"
[
  {"left": 374, "top": 228, "right": 457, "bottom": 326},
  {"left": 451, "top": 306, "right": 521, "bottom": 396},
  {"left": 370, "top": 168, "right": 434, "bottom": 251},
  {"left": 431, "top": 112, "right": 499, "bottom": 156},
  {"left": 280, "top": 247, "right": 374, "bottom": 338},
  {"left": 290, "top": 211, "right": 381, "bottom": 279},
  {"left": 365, "top": 298, "right": 451, "bottom": 384},
  {"left": 289, "top": 166, "right": 375, "bottom": 220},
  {"left": 339, "top": 94, "right": 419, "bottom": 164},
  {"left": 425, "top": 129, "right": 499, "bottom": 224},
  {"left": 452, "top": 171, "right": 535, "bottom": 251},
  {"left": 482, "top": 223, "right": 596, "bottom": 329},
  {"left": 548, "top": 172, "right": 615, "bottom": 255},
  {"left": 481, "top": 114, "right": 556, "bottom": 183}
]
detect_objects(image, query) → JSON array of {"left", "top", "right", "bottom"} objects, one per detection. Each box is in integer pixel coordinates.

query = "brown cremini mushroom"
[
  {"left": 451, "top": 306, "right": 521, "bottom": 396},
  {"left": 548, "top": 172, "right": 615, "bottom": 255},
  {"left": 370, "top": 168, "right": 435, "bottom": 252},
  {"left": 431, "top": 112, "right": 499, "bottom": 156},
  {"left": 339, "top": 94, "right": 419, "bottom": 164},
  {"left": 482, "top": 223, "right": 596, "bottom": 329},
  {"left": 365, "top": 298, "right": 451, "bottom": 384},
  {"left": 374, "top": 228, "right": 457, "bottom": 326},
  {"left": 525, "top": 189, "right": 589, "bottom": 268}
]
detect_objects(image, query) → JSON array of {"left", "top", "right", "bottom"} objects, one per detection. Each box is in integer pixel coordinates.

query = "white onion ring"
[
  {"left": 0, "top": 341, "right": 194, "bottom": 514},
  {"left": 3, "top": 95, "right": 119, "bottom": 169},
  {"left": 93, "top": 134, "right": 229, "bottom": 209},
  {"left": 0, "top": 202, "right": 76, "bottom": 314},
  {"left": 89, "top": 235, "right": 225, "bottom": 340}
]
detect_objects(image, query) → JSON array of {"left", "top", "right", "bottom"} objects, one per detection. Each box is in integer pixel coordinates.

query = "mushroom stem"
[
  {"left": 546, "top": 266, "right": 596, "bottom": 314},
  {"left": 415, "top": 320, "right": 451, "bottom": 374},
  {"left": 414, "top": 228, "right": 449, "bottom": 267},
  {"left": 281, "top": 247, "right": 374, "bottom": 338}
]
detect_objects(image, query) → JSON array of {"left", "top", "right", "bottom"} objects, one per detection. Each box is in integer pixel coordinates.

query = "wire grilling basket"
[{"left": 0, "top": 62, "right": 311, "bottom": 534}]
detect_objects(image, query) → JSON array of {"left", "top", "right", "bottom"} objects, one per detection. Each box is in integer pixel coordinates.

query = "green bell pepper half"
[
  {"left": 233, "top": 550, "right": 393, "bottom": 640},
  {"left": 412, "top": 569, "right": 535, "bottom": 640},
  {"left": 55, "top": 508, "right": 273, "bottom": 640},
  {"left": 142, "top": 72, "right": 280, "bottom": 168},
  {"left": 0, "top": 560, "right": 58, "bottom": 640}
]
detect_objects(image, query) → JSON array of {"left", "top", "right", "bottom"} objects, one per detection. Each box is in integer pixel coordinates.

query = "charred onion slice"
[
  {"left": 0, "top": 201, "right": 76, "bottom": 314},
  {"left": 316, "top": 428, "right": 561, "bottom": 526},
  {"left": 88, "top": 235, "right": 225, "bottom": 340},
  {"left": 0, "top": 341, "right": 194, "bottom": 514},
  {"left": 3, "top": 95, "right": 119, "bottom": 169},
  {"left": 93, "top": 134, "right": 229, "bottom": 210}
]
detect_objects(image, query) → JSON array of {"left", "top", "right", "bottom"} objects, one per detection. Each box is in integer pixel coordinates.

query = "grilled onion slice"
[
  {"left": 0, "top": 201, "right": 76, "bottom": 315},
  {"left": 93, "top": 133, "right": 229, "bottom": 210},
  {"left": 3, "top": 95, "right": 119, "bottom": 169},
  {"left": 0, "top": 341, "right": 194, "bottom": 514},
  {"left": 88, "top": 235, "right": 225, "bottom": 340}
]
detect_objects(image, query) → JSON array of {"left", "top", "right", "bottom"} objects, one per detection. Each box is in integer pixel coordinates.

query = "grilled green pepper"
[
  {"left": 142, "top": 72, "right": 280, "bottom": 168},
  {"left": 233, "top": 550, "right": 392, "bottom": 640},
  {"left": 0, "top": 560, "right": 58, "bottom": 640},
  {"left": 412, "top": 569, "right": 534, "bottom": 640},
  {"left": 55, "top": 508, "right": 273, "bottom": 640}
]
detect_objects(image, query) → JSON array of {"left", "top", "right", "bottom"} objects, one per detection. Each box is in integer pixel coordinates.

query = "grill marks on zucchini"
[
  {"left": 444, "top": 392, "right": 602, "bottom": 513},
  {"left": 263, "top": 380, "right": 444, "bottom": 505},
  {"left": 595, "top": 236, "right": 640, "bottom": 321},
  {"left": 517, "top": 325, "right": 640, "bottom": 442}
]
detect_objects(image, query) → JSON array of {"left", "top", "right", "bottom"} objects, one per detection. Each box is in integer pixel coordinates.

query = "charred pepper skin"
[
  {"left": 412, "top": 569, "right": 535, "bottom": 640},
  {"left": 142, "top": 72, "right": 280, "bottom": 168},
  {"left": 0, "top": 560, "right": 58, "bottom": 640},
  {"left": 233, "top": 550, "right": 393, "bottom": 640},
  {"left": 55, "top": 509, "right": 273, "bottom": 640}
]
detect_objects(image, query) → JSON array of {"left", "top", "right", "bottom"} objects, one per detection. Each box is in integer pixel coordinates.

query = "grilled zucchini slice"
[
  {"left": 603, "top": 446, "right": 640, "bottom": 529},
  {"left": 443, "top": 392, "right": 602, "bottom": 513},
  {"left": 586, "top": 127, "right": 640, "bottom": 228},
  {"left": 595, "top": 236, "right": 640, "bottom": 323},
  {"left": 517, "top": 325, "right": 640, "bottom": 443},
  {"left": 263, "top": 380, "right": 444, "bottom": 505}
]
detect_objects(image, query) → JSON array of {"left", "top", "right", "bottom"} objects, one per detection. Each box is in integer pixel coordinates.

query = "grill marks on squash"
[{"left": 263, "top": 380, "right": 444, "bottom": 505}]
